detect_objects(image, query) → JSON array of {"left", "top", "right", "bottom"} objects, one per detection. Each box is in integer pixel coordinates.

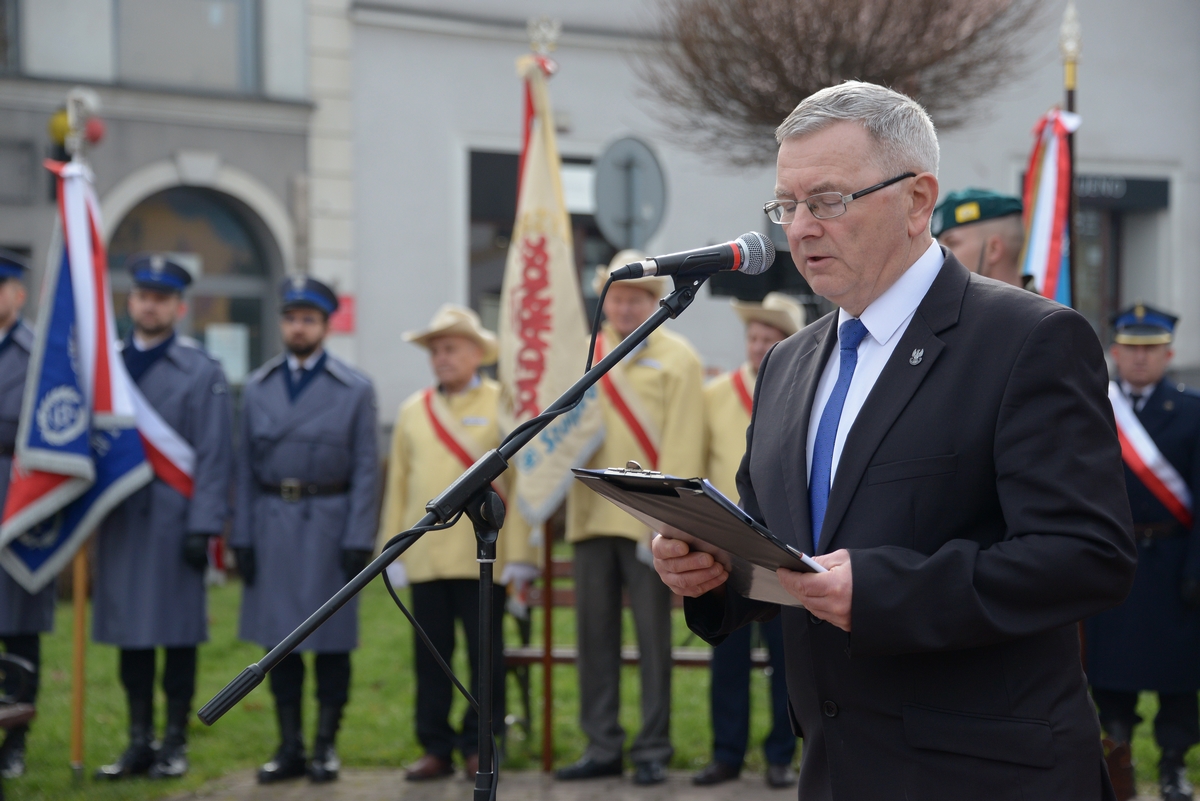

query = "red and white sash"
[
  {"left": 730, "top": 365, "right": 754, "bottom": 417},
  {"left": 1108, "top": 381, "right": 1193, "bottom": 528},
  {"left": 422, "top": 387, "right": 506, "bottom": 502},
  {"left": 594, "top": 332, "right": 663, "bottom": 470},
  {"left": 129, "top": 383, "right": 195, "bottom": 499}
]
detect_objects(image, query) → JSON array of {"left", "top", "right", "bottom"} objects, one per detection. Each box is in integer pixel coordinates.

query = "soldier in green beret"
[{"left": 932, "top": 188, "right": 1032, "bottom": 291}]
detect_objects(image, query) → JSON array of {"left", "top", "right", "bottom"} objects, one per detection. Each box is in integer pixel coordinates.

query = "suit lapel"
[
  {"left": 777, "top": 314, "right": 837, "bottom": 551},
  {"left": 817, "top": 254, "right": 968, "bottom": 555}
]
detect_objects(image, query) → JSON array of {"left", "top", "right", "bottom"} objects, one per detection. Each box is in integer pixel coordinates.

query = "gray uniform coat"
[
  {"left": 93, "top": 336, "right": 233, "bottom": 648},
  {"left": 0, "top": 322, "right": 56, "bottom": 635},
  {"left": 231, "top": 353, "right": 378, "bottom": 653}
]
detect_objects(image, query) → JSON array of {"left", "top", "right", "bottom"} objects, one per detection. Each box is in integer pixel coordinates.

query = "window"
[
  {"left": 108, "top": 186, "right": 275, "bottom": 382},
  {"left": 116, "top": 0, "right": 258, "bottom": 93}
]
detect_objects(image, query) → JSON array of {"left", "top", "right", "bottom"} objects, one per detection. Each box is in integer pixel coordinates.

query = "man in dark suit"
[
  {"left": 652, "top": 81, "right": 1136, "bottom": 801},
  {"left": 1086, "top": 304, "right": 1200, "bottom": 801}
]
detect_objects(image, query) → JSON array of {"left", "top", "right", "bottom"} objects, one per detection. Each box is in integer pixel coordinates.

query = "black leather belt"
[
  {"left": 260, "top": 480, "right": 349, "bottom": 502},
  {"left": 1133, "top": 522, "right": 1184, "bottom": 541}
]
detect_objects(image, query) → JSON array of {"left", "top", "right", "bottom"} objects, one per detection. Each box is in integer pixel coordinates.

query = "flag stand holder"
[{"left": 198, "top": 272, "right": 712, "bottom": 794}]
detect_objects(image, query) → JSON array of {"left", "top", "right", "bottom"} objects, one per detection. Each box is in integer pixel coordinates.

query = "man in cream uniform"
[
  {"left": 380, "top": 304, "right": 535, "bottom": 783},
  {"left": 557, "top": 252, "right": 705, "bottom": 785},
  {"left": 694, "top": 293, "right": 801, "bottom": 789}
]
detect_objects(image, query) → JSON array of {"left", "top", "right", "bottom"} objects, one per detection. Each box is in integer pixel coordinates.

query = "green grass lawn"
[
  {"left": 6, "top": 575, "right": 1199, "bottom": 800},
  {"left": 6, "top": 576, "right": 784, "bottom": 800}
]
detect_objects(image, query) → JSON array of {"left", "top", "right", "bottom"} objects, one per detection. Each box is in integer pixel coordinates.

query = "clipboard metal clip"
[{"left": 601, "top": 461, "right": 666, "bottom": 478}]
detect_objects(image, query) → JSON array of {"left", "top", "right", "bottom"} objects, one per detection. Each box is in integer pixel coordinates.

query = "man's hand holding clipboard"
[{"left": 652, "top": 529, "right": 855, "bottom": 632}]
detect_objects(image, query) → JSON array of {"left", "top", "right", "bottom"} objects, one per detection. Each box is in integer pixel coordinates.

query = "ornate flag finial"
[
  {"left": 1059, "top": 0, "right": 1082, "bottom": 63},
  {"left": 528, "top": 16, "right": 561, "bottom": 55}
]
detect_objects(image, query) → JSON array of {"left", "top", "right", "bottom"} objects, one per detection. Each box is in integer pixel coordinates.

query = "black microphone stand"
[{"left": 198, "top": 274, "right": 711, "bottom": 799}]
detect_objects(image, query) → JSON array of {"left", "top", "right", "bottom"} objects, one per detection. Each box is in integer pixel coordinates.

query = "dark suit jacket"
[{"left": 686, "top": 253, "right": 1136, "bottom": 800}]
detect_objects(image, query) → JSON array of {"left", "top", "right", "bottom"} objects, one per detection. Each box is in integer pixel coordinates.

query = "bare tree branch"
[{"left": 639, "top": 0, "right": 1046, "bottom": 167}]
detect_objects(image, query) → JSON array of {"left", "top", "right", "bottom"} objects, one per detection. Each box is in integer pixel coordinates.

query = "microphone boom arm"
[{"left": 198, "top": 273, "right": 711, "bottom": 726}]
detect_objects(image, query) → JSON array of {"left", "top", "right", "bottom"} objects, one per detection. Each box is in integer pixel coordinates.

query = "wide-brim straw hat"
[
  {"left": 592, "top": 249, "right": 669, "bottom": 299},
  {"left": 731, "top": 291, "right": 803, "bottom": 337},
  {"left": 403, "top": 303, "right": 499, "bottom": 365}
]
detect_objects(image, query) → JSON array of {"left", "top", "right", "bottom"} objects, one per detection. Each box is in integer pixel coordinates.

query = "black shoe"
[
  {"left": 307, "top": 703, "right": 343, "bottom": 783},
  {"left": 1160, "top": 749, "right": 1194, "bottom": 801},
  {"left": 148, "top": 698, "right": 190, "bottom": 779},
  {"left": 95, "top": 696, "right": 156, "bottom": 780},
  {"left": 693, "top": 760, "right": 740, "bottom": 786},
  {"left": 766, "top": 763, "right": 798, "bottom": 789},
  {"left": 633, "top": 760, "right": 668, "bottom": 786},
  {"left": 555, "top": 755, "right": 623, "bottom": 781},
  {"left": 95, "top": 741, "right": 158, "bottom": 780},
  {"left": 258, "top": 703, "right": 307, "bottom": 784},
  {"left": 0, "top": 727, "right": 26, "bottom": 779}
]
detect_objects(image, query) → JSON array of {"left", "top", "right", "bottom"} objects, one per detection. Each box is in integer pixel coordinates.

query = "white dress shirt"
[
  {"left": 1120, "top": 379, "right": 1155, "bottom": 413},
  {"left": 806, "top": 240, "right": 945, "bottom": 484},
  {"left": 286, "top": 348, "right": 325, "bottom": 374}
]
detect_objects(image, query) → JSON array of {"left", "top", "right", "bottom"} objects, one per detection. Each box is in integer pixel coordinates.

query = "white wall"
[
  {"left": 352, "top": 10, "right": 773, "bottom": 417},
  {"left": 22, "top": 0, "right": 115, "bottom": 82}
]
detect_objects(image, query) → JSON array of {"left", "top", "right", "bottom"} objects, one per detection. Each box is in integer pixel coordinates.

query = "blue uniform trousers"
[{"left": 709, "top": 615, "right": 796, "bottom": 768}]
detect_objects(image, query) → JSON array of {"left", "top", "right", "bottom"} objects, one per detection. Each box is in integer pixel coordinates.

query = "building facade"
[{"left": 1, "top": 0, "right": 1197, "bottom": 411}]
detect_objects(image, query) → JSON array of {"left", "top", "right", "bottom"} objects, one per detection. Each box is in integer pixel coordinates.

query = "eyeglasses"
[{"left": 763, "top": 172, "right": 917, "bottom": 224}]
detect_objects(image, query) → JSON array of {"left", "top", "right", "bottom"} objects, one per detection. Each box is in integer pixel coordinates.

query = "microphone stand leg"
[{"left": 467, "top": 489, "right": 504, "bottom": 800}]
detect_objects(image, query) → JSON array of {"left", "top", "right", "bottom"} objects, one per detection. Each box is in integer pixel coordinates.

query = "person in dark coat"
[
  {"left": 231, "top": 276, "right": 378, "bottom": 785},
  {"left": 0, "top": 250, "right": 55, "bottom": 779},
  {"left": 653, "top": 81, "right": 1135, "bottom": 801},
  {"left": 94, "top": 255, "right": 234, "bottom": 780},
  {"left": 1087, "top": 303, "right": 1200, "bottom": 801}
]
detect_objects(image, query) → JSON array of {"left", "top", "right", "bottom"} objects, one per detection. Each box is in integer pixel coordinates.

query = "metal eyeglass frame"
[{"left": 763, "top": 172, "right": 917, "bottom": 224}]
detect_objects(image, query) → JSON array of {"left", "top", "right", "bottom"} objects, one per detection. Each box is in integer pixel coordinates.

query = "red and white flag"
[{"left": 1108, "top": 381, "right": 1192, "bottom": 528}]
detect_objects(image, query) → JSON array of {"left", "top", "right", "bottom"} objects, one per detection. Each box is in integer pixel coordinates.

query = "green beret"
[{"left": 931, "top": 188, "right": 1023, "bottom": 237}]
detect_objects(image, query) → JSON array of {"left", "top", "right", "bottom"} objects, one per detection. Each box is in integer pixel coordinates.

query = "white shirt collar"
[
  {"left": 837, "top": 240, "right": 944, "bottom": 346},
  {"left": 132, "top": 330, "right": 173, "bottom": 352},
  {"left": 287, "top": 348, "right": 324, "bottom": 372},
  {"left": 441, "top": 374, "right": 481, "bottom": 397}
]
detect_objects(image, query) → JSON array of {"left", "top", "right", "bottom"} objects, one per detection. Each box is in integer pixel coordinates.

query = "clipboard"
[{"left": 572, "top": 466, "right": 825, "bottom": 608}]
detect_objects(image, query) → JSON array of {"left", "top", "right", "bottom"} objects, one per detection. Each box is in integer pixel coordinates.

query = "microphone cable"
[{"left": 378, "top": 514, "right": 504, "bottom": 800}]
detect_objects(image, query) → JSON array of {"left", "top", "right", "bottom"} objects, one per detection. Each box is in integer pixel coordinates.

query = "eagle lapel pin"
[{"left": 909, "top": 348, "right": 924, "bottom": 366}]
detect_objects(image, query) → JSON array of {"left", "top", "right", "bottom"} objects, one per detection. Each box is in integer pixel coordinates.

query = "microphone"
[{"left": 609, "top": 232, "right": 776, "bottom": 281}]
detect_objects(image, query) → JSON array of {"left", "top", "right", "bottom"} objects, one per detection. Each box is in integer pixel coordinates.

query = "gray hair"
[{"left": 775, "top": 81, "right": 940, "bottom": 177}]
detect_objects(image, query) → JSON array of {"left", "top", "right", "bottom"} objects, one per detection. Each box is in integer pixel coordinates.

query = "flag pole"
[
  {"left": 1060, "top": 0, "right": 1081, "bottom": 309},
  {"left": 70, "top": 549, "right": 87, "bottom": 780},
  {"left": 62, "top": 86, "right": 98, "bottom": 783}
]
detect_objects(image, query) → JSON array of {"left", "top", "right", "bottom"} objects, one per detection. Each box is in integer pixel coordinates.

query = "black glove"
[
  {"left": 234, "top": 547, "right": 256, "bottom": 587},
  {"left": 341, "top": 549, "right": 373, "bottom": 583},
  {"left": 182, "top": 534, "right": 211, "bottom": 572},
  {"left": 1182, "top": 578, "right": 1200, "bottom": 609}
]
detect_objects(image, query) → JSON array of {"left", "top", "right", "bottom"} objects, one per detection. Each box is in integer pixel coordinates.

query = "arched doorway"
[{"left": 107, "top": 186, "right": 280, "bottom": 382}]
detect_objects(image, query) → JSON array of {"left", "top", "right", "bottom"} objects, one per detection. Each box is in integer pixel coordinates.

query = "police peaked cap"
[
  {"left": 280, "top": 275, "right": 339, "bottom": 316},
  {"left": 128, "top": 253, "right": 193, "bottom": 293},
  {"left": 932, "top": 188, "right": 1023, "bottom": 237},
  {"left": 0, "top": 248, "right": 30, "bottom": 281},
  {"left": 1112, "top": 302, "right": 1177, "bottom": 346}
]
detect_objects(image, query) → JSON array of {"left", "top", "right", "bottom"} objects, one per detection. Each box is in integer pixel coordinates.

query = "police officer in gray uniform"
[
  {"left": 94, "top": 255, "right": 234, "bottom": 780},
  {"left": 231, "top": 277, "right": 378, "bottom": 784},
  {"left": 0, "top": 250, "right": 55, "bottom": 779}
]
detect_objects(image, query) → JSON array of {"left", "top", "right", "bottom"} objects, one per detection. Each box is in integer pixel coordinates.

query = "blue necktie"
[{"left": 809, "top": 318, "right": 869, "bottom": 553}]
